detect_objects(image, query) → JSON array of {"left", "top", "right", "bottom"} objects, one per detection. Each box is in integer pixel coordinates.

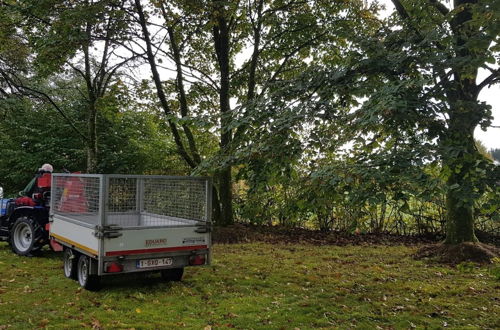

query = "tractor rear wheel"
[{"left": 10, "top": 217, "right": 45, "bottom": 256}]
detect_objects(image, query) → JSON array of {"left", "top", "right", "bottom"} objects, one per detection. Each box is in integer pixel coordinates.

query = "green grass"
[{"left": 0, "top": 242, "right": 499, "bottom": 329}]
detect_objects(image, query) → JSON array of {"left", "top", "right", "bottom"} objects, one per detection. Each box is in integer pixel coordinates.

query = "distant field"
[{"left": 0, "top": 242, "right": 498, "bottom": 329}]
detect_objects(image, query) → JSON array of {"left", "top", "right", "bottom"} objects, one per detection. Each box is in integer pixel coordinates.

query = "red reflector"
[
  {"left": 105, "top": 262, "right": 123, "bottom": 273},
  {"left": 49, "top": 239, "right": 63, "bottom": 252},
  {"left": 189, "top": 254, "right": 206, "bottom": 266}
]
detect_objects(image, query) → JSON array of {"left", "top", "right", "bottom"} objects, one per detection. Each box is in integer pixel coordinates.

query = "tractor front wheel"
[{"left": 10, "top": 217, "right": 44, "bottom": 256}]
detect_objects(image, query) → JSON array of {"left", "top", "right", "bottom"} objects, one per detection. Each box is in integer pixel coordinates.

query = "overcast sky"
[{"left": 377, "top": 0, "right": 500, "bottom": 150}]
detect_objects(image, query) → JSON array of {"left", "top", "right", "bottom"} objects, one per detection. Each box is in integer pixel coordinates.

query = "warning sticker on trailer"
[{"left": 182, "top": 237, "right": 206, "bottom": 245}]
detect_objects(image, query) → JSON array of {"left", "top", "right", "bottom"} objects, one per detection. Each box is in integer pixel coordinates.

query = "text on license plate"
[{"left": 136, "top": 257, "right": 173, "bottom": 269}]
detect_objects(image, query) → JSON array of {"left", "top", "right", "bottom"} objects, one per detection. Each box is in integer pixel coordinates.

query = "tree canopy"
[{"left": 0, "top": 0, "right": 498, "bottom": 242}]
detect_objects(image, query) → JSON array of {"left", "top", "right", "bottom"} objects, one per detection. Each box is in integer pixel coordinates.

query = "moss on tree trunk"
[
  {"left": 444, "top": 179, "right": 478, "bottom": 244},
  {"left": 442, "top": 115, "right": 480, "bottom": 245}
]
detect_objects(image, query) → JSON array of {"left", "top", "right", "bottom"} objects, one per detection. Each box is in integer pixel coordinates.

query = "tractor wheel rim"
[{"left": 14, "top": 223, "right": 32, "bottom": 252}]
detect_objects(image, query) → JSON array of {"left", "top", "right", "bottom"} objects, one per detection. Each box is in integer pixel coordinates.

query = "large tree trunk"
[
  {"left": 445, "top": 183, "right": 477, "bottom": 244},
  {"left": 211, "top": 185, "right": 222, "bottom": 223},
  {"left": 213, "top": 3, "right": 234, "bottom": 226},
  {"left": 83, "top": 18, "right": 97, "bottom": 173},
  {"left": 442, "top": 110, "right": 479, "bottom": 244},
  {"left": 442, "top": 0, "right": 483, "bottom": 244},
  {"left": 86, "top": 98, "right": 98, "bottom": 173},
  {"left": 218, "top": 167, "right": 233, "bottom": 225}
]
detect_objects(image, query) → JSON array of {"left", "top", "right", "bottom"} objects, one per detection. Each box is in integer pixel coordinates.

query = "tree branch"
[
  {"left": 390, "top": 0, "right": 411, "bottom": 20},
  {"left": 260, "top": 30, "right": 328, "bottom": 96},
  {"left": 476, "top": 69, "right": 500, "bottom": 96},
  {"left": 163, "top": 3, "right": 202, "bottom": 165},
  {"left": 134, "top": 0, "right": 197, "bottom": 169},
  {"left": 0, "top": 70, "right": 88, "bottom": 141},
  {"left": 93, "top": 14, "right": 114, "bottom": 94},
  {"left": 428, "top": 0, "right": 449, "bottom": 15}
]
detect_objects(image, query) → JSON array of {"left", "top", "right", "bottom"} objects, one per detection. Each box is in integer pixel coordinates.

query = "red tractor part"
[
  {"left": 45, "top": 223, "right": 63, "bottom": 252},
  {"left": 57, "top": 176, "right": 88, "bottom": 213}
]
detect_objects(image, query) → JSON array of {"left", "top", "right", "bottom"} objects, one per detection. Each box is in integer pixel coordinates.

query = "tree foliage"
[
  {"left": 227, "top": 0, "right": 500, "bottom": 237},
  {"left": 0, "top": 0, "right": 498, "bottom": 239},
  {"left": 128, "top": 0, "right": 378, "bottom": 225},
  {"left": 0, "top": 76, "right": 182, "bottom": 195}
]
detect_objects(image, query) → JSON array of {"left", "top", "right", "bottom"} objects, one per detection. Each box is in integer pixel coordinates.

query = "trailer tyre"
[
  {"left": 63, "top": 248, "right": 78, "bottom": 280},
  {"left": 10, "top": 217, "right": 44, "bottom": 256},
  {"left": 77, "top": 255, "right": 100, "bottom": 291},
  {"left": 161, "top": 268, "right": 184, "bottom": 281}
]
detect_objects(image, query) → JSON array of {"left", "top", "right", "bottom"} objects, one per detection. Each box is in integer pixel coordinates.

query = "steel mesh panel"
[
  {"left": 106, "top": 177, "right": 139, "bottom": 227},
  {"left": 104, "top": 177, "right": 207, "bottom": 227},
  {"left": 52, "top": 175, "right": 208, "bottom": 227},
  {"left": 107, "top": 178, "right": 137, "bottom": 213},
  {"left": 52, "top": 175, "right": 101, "bottom": 224},
  {"left": 142, "top": 178, "right": 207, "bottom": 223}
]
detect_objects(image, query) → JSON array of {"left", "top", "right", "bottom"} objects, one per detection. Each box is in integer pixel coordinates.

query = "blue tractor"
[{"left": 0, "top": 174, "right": 52, "bottom": 256}]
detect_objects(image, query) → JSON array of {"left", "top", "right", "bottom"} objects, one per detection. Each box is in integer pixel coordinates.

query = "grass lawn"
[{"left": 0, "top": 242, "right": 498, "bottom": 329}]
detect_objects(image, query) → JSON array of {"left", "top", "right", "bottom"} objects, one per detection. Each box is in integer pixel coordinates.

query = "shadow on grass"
[
  {"left": 1, "top": 242, "right": 186, "bottom": 292},
  {"left": 0, "top": 242, "right": 61, "bottom": 259},
  {"left": 97, "top": 272, "right": 179, "bottom": 292},
  {"left": 39, "top": 248, "right": 61, "bottom": 259}
]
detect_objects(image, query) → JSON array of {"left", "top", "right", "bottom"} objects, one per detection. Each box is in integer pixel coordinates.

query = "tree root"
[{"left": 415, "top": 242, "right": 499, "bottom": 265}]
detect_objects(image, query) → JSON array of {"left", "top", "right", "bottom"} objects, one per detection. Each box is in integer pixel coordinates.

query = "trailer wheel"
[
  {"left": 10, "top": 217, "right": 44, "bottom": 256},
  {"left": 77, "top": 255, "right": 100, "bottom": 291},
  {"left": 63, "top": 248, "right": 78, "bottom": 280},
  {"left": 161, "top": 268, "right": 184, "bottom": 281}
]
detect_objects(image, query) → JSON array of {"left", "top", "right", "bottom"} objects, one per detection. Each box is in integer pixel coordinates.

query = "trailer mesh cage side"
[
  {"left": 51, "top": 174, "right": 210, "bottom": 227},
  {"left": 52, "top": 175, "right": 101, "bottom": 224}
]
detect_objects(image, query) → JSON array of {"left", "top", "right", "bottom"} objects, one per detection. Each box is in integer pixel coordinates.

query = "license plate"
[{"left": 136, "top": 257, "right": 173, "bottom": 269}]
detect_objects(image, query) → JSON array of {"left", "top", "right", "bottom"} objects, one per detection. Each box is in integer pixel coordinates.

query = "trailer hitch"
[{"left": 94, "top": 225, "right": 123, "bottom": 239}]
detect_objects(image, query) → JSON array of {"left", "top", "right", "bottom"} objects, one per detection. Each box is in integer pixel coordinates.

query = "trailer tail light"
[
  {"left": 189, "top": 254, "right": 206, "bottom": 266},
  {"left": 105, "top": 262, "right": 123, "bottom": 273}
]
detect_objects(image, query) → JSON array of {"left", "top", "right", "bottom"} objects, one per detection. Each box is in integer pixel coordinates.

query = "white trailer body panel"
[
  {"left": 50, "top": 215, "right": 99, "bottom": 256},
  {"left": 103, "top": 226, "right": 209, "bottom": 257}
]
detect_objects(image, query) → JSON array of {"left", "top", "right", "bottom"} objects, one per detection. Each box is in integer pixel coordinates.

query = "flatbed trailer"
[{"left": 49, "top": 174, "right": 211, "bottom": 290}]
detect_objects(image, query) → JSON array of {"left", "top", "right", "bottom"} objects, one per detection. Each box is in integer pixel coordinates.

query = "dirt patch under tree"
[
  {"left": 213, "top": 223, "right": 500, "bottom": 264},
  {"left": 415, "top": 242, "right": 500, "bottom": 265}
]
